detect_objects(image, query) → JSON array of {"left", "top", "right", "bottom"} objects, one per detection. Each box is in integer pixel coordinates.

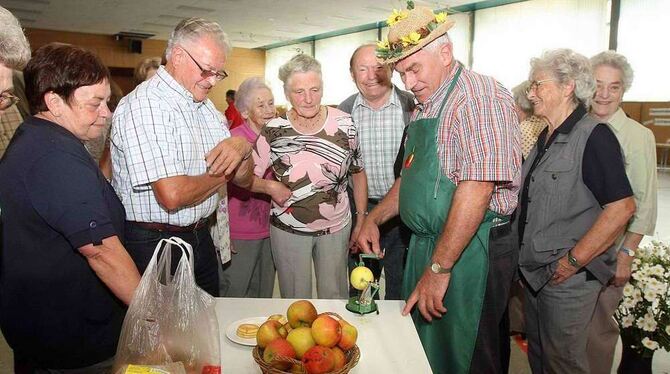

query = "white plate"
[{"left": 225, "top": 316, "right": 268, "bottom": 346}]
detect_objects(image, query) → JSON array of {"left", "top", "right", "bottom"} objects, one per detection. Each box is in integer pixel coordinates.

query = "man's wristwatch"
[
  {"left": 430, "top": 262, "right": 452, "bottom": 274},
  {"left": 567, "top": 250, "right": 582, "bottom": 269},
  {"left": 619, "top": 246, "right": 636, "bottom": 257}
]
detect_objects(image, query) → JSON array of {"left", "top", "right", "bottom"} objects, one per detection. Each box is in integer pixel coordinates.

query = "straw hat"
[{"left": 376, "top": 4, "right": 455, "bottom": 64}]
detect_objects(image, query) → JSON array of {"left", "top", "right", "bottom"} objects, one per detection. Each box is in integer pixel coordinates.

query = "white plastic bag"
[{"left": 113, "top": 237, "right": 221, "bottom": 374}]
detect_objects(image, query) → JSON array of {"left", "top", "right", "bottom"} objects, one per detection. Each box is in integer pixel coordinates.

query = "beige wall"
[{"left": 23, "top": 28, "right": 265, "bottom": 111}]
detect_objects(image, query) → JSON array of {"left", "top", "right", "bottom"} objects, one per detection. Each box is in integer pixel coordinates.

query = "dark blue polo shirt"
[{"left": 0, "top": 116, "right": 127, "bottom": 369}]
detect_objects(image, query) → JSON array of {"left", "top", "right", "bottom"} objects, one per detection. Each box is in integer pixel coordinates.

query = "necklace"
[{"left": 290, "top": 106, "right": 325, "bottom": 129}]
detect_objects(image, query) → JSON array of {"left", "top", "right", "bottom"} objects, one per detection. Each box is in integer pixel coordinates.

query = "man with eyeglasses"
[
  {"left": 0, "top": 6, "right": 31, "bottom": 158},
  {"left": 111, "top": 17, "right": 253, "bottom": 297}
]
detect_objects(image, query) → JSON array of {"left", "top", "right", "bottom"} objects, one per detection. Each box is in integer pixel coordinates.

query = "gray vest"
[{"left": 519, "top": 114, "right": 616, "bottom": 291}]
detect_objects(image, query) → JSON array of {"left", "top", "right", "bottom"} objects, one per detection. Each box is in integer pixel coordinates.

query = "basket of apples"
[{"left": 252, "top": 300, "right": 360, "bottom": 374}]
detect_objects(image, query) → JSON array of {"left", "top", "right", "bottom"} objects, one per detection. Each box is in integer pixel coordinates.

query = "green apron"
[{"left": 399, "top": 66, "right": 500, "bottom": 374}]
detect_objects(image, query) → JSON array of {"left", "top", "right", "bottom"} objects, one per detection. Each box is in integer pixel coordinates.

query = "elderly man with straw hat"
[{"left": 357, "top": 2, "right": 521, "bottom": 373}]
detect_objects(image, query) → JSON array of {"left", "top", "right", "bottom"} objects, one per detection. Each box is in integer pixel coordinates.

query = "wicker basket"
[
  {"left": 252, "top": 312, "right": 360, "bottom": 374},
  {"left": 253, "top": 345, "right": 360, "bottom": 374}
]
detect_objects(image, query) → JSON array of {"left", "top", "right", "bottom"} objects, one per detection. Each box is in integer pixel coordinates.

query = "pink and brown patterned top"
[{"left": 253, "top": 106, "right": 364, "bottom": 236}]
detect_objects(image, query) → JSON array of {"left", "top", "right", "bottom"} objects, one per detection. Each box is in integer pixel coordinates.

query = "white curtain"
[
  {"left": 471, "top": 0, "right": 610, "bottom": 91},
  {"left": 264, "top": 42, "right": 313, "bottom": 106},
  {"left": 315, "top": 29, "right": 378, "bottom": 105},
  {"left": 617, "top": 0, "right": 670, "bottom": 101}
]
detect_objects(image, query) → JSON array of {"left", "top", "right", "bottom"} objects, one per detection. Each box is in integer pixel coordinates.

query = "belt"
[
  {"left": 128, "top": 218, "right": 209, "bottom": 233},
  {"left": 367, "top": 198, "right": 381, "bottom": 204}
]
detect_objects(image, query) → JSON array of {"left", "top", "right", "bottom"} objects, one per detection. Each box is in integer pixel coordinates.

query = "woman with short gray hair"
[
  {"left": 250, "top": 54, "right": 368, "bottom": 299},
  {"left": 220, "top": 76, "right": 277, "bottom": 298},
  {"left": 511, "top": 81, "right": 546, "bottom": 159},
  {"left": 590, "top": 50, "right": 634, "bottom": 91},
  {"left": 0, "top": 6, "right": 31, "bottom": 70},
  {"left": 278, "top": 53, "right": 321, "bottom": 91},
  {"left": 0, "top": 6, "right": 31, "bottom": 115},
  {"left": 515, "top": 48, "right": 636, "bottom": 373},
  {"left": 528, "top": 48, "right": 596, "bottom": 108}
]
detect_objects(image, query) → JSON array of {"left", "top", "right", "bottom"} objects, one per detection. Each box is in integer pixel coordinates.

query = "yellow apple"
[
  {"left": 287, "top": 300, "right": 318, "bottom": 328},
  {"left": 338, "top": 319, "right": 358, "bottom": 351},
  {"left": 286, "top": 326, "right": 316, "bottom": 359},
  {"left": 350, "top": 266, "right": 374, "bottom": 290}
]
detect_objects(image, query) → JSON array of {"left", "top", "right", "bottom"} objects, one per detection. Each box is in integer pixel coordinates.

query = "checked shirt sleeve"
[{"left": 114, "top": 94, "right": 185, "bottom": 189}]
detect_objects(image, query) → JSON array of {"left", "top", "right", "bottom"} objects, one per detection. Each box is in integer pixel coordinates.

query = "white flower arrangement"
[{"left": 616, "top": 241, "right": 670, "bottom": 356}]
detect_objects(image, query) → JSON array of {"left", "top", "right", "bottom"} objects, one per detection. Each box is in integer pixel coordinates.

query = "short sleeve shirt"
[
  {"left": 413, "top": 63, "right": 522, "bottom": 215},
  {"left": 0, "top": 117, "right": 126, "bottom": 368},
  {"left": 253, "top": 107, "right": 364, "bottom": 235},
  {"left": 111, "top": 67, "right": 230, "bottom": 226}
]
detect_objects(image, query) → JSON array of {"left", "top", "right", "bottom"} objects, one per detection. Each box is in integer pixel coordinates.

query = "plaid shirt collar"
[
  {"left": 352, "top": 85, "right": 401, "bottom": 111},
  {"left": 155, "top": 66, "right": 206, "bottom": 108},
  {"left": 416, "top": 61, "right": 462, "bottom": 117}
]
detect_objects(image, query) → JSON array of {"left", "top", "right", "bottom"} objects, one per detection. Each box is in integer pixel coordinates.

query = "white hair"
[
  {"left": 0, "top": 6, "right": 31, "bottom": 69},
  {"left": 590, "top": 50, "right": 634, "bottom": 92},
  {"left": 423, "top": 33, "right": 451, "bottom": 54},
  {"left": 512, "top": 81, "right": 533, "bottom": 114},
  {"left": 530, "top": 48, "right": 595, "bottom": 108},
  {"left": 278, "top": 54, "right": 322, "bottom": 93},
  {"left": 165, "top": 17, "right": 231, "bottom": 60},
  {"left": 235, "top": 77, "right": 272, "bottom": 114}
]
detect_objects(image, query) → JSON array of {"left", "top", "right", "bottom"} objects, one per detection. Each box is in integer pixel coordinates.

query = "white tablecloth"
[{"left": 216, "top": 298, "right": 431, "bottom": 373}]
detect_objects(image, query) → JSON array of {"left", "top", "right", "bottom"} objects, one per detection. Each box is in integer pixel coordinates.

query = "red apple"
[
  {"left": 331, "top": 346, "right": 346, "bottom": 369},
  {"left": 263, "top": 338, "right": 296, "bottom": 371},
  {"left": 286, "top": 326, "right": 316, "bottom": 359},
  {"left": 287, "top": 300, "right": 318, "bottom": 328},
  {"left": 257, "top": 320, "right": 284, "bottom": 349},
  {"left": 337, "top": 319, "right": 358, "bottom": 351},
  {"left": 311, "top": 315, "right": 341, "bottom": 347},
  {"left": 302, "top": 345, "right": 335, "bottom": 374}
]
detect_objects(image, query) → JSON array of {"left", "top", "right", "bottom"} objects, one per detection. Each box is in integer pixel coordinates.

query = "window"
[
  {"left": 471, "top": 0, "right": 609, "bottom": 91},
  {"left": 617, "top": 0, "right": 670, "bottom": 101}
]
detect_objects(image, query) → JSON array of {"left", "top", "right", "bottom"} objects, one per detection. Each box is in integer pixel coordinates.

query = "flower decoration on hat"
[
  {"left": 376, "top": 1, "right": 455, "bottom": 64},
  {"left": 387, "top": 9, "right": 409, "bottom": 26},
  {"left": 400, "top": 32, "right": 422, "bottom": 47}
]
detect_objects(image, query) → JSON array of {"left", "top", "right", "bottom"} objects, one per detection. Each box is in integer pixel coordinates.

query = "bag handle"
[{"left": 148, "top": 237, "right": 196, "bottom": 286}]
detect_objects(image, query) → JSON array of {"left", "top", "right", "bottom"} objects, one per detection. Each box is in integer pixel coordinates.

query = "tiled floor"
[{"left": 1, "top": 170, "right": 669, "bottom": 373}]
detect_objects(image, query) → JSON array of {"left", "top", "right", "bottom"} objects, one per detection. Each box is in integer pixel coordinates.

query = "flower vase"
[{"left": 617, "top": 336, "right": 653, "bottom": 374}]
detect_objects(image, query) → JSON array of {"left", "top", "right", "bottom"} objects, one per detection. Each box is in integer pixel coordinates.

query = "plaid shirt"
[
  {"left": 351, "top": 89, "right": 405, "bottom": 199},
  {"left": 414, "top": 62, "right": 521, "bottom": 215},
  {"left": 0, "top": 105, "right": 23, "bottom": 159},
  {"left": 111, "top": 67, "right": 230, "bottom": 226}
]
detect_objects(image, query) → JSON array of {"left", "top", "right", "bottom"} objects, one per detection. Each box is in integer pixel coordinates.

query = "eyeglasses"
[
  {"left": 525, "top": 78, "right": 557, "bottom": 95},
  {"left": 181, "top": 47, "right": 228, "bottom": 81},
  {"left": 0, "top": 92, "right": 20, "bottom": 111}
]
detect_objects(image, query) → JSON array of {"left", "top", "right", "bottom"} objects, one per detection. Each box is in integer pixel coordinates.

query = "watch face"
[{"left": 431, "top": 263, "right": 439, "bottom": 273}]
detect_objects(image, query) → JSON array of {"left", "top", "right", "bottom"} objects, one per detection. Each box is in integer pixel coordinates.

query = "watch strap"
[
  {"left": 431, "top": 262, "right": 452, "bottom": 274},
  {"left": 567, "top": 250, "right": 582, "bottom": 269},
  {"left": 619, "top": 246, "right": 636, "bottom": 257}
]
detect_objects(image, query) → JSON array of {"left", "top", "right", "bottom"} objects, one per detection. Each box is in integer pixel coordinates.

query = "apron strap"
[{"left": 436, "top": 64, "right": 463, "bottom": 121}]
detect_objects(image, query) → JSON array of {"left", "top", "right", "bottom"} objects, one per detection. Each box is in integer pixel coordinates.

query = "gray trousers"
[
  {"left": 524, "top": 271, "right": 602, "bottom": 374},
  {"left": 219, "top": 238, "right": 275, "bottom": 298},
  {"left": 270, "top": 222, "right": 350, "bottom": 299},
  {"left": 586, "top": 284, "right": 624, "bottom": 374}
]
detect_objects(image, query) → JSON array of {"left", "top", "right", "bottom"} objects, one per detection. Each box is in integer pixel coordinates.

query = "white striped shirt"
[
  {"left": 111, "top": 67, "right": 229, "bottom": 226},
  {"left": 351, "top": 90, "right": 405, "bottom": 199}
]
